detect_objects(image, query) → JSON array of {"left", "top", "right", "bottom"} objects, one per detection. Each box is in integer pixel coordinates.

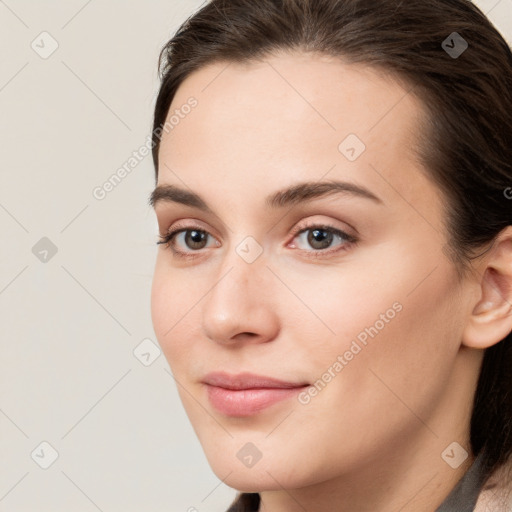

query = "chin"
[
  {"left": 220, "top": 470, "right": 291, "bottom": 494},
  {"left": 202, "top": 444, "right": 313, "bottom": 492}
]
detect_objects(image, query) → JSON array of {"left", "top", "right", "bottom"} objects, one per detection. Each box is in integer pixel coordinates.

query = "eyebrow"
[{"left": 148, "top": 180, "right": 383, "bottom": 212}]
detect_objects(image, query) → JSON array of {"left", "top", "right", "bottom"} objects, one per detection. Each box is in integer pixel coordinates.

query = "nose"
[{"left": 201, "top": 247, "right": 280, "bottom": 346}]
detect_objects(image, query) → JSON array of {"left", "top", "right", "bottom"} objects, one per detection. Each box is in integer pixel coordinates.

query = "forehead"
[{"left": 157, "top": 51, "right": 434, "bottom": 216}]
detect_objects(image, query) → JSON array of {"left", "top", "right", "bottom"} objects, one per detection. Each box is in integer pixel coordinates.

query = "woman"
[{"left": 148, "top": 0, "right": 512, "bottom": 510}]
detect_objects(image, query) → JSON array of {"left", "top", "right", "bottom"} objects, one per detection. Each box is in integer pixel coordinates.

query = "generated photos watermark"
[
  {"left": 298, "top": 301, "right": 403, "bottom": 405},
  {"left": 92, "top": 96, "right": 198, "bottom": 201}
]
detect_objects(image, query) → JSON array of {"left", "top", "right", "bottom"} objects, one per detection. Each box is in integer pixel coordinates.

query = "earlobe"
[{"left": 462, "top": 228, "right": 512, "bottom": 350}]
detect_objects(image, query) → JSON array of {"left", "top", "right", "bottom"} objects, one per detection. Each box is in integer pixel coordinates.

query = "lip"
[
  {"left": 202, "top": 371, "right": 310, "bottom": 417},
  {"left": 202, "top": 371, "right": 308, "bottom": 390}
]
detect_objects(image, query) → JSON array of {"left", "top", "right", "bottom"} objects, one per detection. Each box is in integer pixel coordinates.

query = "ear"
[{"left": 462, "top": 226, "right": 512, "bottom": 349}]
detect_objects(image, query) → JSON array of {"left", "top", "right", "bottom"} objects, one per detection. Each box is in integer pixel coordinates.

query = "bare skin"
[{"left": 150, "top": 51, "right": 512, "bottom": 512}]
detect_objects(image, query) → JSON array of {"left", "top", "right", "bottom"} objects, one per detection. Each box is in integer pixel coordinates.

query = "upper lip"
[{"left": 202, "top": 371, "right": 309, "bottom": 390}]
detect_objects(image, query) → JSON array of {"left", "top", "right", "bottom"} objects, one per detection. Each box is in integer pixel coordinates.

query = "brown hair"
[{"left": 151, "top": 0, "right": 512, "bottom": 508}]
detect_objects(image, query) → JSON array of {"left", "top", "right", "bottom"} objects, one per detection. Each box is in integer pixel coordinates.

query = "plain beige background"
[{"left": 0, "top": 1, "right": 510, "bottom": 511}]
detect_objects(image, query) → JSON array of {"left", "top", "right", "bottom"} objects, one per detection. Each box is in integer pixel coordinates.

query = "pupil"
[
  {"left": 309, "top": 229, "right": 332, "bottom": 249},
  {"left": 187, "top": 230, "right": 206, "bottom": 248}
]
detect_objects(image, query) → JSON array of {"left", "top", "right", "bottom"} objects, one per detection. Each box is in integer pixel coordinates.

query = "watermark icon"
[
  {"left": 298, "top": 301, "right": 403, "bottom": 405},
  {"left": 504, "top": 187, "right": 512, "bottom": 200},
  {"left": 133, "top": 338, "right": 161, "bottom": 367},
  {"left": 92, "top": 97, "right": 198, "bottom": 201},
  {"left": 236, "top": 236, "right": 263, "bottom": 263},
  {"left": 31, "top": 31, "right": 59, "bottom": 59},
  {"left": 338, "top": 133, "right": 366, "bottom": 161},
  {"left": 236, "top": 442, "right": 262, "bottom": 468},
  {"left": 441, "top": 442, "right": 468, "bottom": 469},
  {"left": 442, "top": 32, "right": 468, "bottom": 59},
  {"left": 31, "top": 441, "right": 59, "bottom": 469},
  {"left": 32, "top": 237, "right": 58, "bottom": 263}
]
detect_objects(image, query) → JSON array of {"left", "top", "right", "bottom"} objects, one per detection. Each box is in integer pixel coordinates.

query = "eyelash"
[{"left": 156, "top": 221, "right": 358, "bottom": 260}]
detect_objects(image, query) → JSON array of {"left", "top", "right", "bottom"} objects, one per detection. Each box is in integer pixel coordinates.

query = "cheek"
[
  {"left": 277, "top": 257, "right": 462, "bottom": 472},
  {"left": 150, "top": 262, "right": 169, "bottom": 340},
  {"left": 279, "top": 254, "right": 406, "bottom": 364},
  {"left": 150, "top": 260, "right": 191, "bottom": 365},
  {"left": 305, "top": 251, "right": 461, "bottom": 421},
  {"left": 291, "top": 237, "right": 461, "bottom": 385}
]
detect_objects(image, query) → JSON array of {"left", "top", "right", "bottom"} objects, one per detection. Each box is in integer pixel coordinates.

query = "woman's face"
[{"left": 150, "top": 52, "right": 478, "bottom": 492}]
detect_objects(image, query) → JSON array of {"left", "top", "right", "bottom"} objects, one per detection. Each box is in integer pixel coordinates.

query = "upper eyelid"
[
  {"left": 164, "top": 220, "right": 218, "bottom": 239},
  {"left": 164, "top": 220, "right": 355, "bottom": 244},
  {"left": 165, "top": 219, "right": 349, "bottom": 234}
]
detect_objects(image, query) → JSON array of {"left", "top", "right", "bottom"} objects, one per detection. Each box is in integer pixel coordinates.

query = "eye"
[
  {"left": 288, "top": 223, "right": 357, "bottom": 257},
  {"left": 157, "top": 223, "right": 219, "bottom": 259},
  {"left": 156, "top": 221, "right": 358, "bottom": 260}
]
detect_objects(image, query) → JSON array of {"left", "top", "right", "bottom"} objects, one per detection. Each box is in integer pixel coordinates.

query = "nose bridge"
[
  {"left": 207, "top": 240, "right": 267, "bottom": 315},
  {"left": 213, "top": 233, "right": 269, "bottom": 300},
  {"left": 201, "top": 237, "right": 278, "bottom": 343}
]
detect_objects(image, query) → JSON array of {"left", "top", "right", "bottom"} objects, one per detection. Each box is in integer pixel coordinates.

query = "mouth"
[{"left": 202, "top": 371, "right": 310, "bottom": 417}]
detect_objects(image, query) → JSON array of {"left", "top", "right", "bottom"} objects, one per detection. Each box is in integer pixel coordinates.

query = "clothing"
[
  {"left": 225, "top": 451, "right": 512, "bottom": 511},
  {"left": 474, "top": 460, "right": 512, "bottom": 512},
  {"left": 435, "top": 451, "right": 487, "bottom": 512}
]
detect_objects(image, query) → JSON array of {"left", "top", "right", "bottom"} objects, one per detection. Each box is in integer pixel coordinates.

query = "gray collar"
[{"left": 435, "top": 451, "right": 488, "bottom": 512}]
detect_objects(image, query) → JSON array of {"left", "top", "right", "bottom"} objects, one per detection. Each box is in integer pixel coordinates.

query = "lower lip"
[{"left": 205, "top": 384, "right": 308, "bottom": 417}]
